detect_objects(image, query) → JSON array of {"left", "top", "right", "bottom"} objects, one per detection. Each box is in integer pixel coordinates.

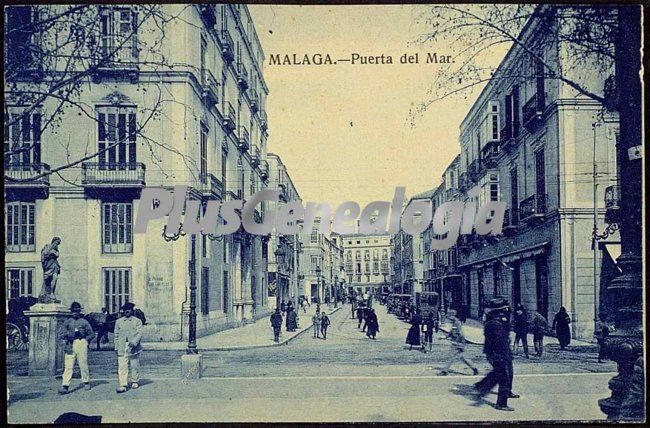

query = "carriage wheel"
[{"left": 6, "top": 323, "right": 22, "bottom": 351}]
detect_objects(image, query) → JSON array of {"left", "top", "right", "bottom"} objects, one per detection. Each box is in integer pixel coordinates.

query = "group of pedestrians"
[
  {"left": 58, "top": 301, "right": 143, "bottom": 395},
  {"left": 312, "top": 310, "right": 331, "bottom": 339},
  {"left": 355, "top": 304, "right": 379, "bottom": 339},
  {"left": 270, "top": 300, "right": 302, "bottom": 342}
]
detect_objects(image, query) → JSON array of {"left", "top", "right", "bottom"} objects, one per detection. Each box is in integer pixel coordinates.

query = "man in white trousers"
[
  {"left": 114, "top": 302, "right": 143, "bottom": 393},
  {"left": 58, "top": 301, "right": 95, "bottom": 394}
]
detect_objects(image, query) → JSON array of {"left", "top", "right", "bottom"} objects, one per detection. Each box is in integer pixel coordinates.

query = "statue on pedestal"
[{"left": 39, "top": 237, "right": 62, "bottom": 303}]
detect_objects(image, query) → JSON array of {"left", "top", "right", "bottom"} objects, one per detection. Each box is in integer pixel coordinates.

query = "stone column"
[{"left": 25, "top": 303, "right": 70, "bottom": 376}]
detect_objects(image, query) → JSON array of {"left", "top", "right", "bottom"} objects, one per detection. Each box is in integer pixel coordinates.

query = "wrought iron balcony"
[
  {"left": 201, "top": 69, "right": 218, "bottom": 107},
  {"left": 522, "top": 92, "right": 546, "bottom": 130},
  {"left": 236, "top": 62, "right": 249, "bottom": 91},
  {"left": 199, "top": 172, "right": 223, "bottom": 199},
  {"left": 199, "top": 4, "right": 216, "bottom": 28},
  {"left": 238, "top": 127, "right": 250, "bottom": 152},
  {"left": 468, "top": 159, "right": 480, "bottom": 182},
  {"left": 251, "top": 145, "right": 261, "bottom": 167},
  {"left": 259, "top": 110, "right": 268, "bottom": 131},
  {"left": 4, "top": 163, "right": 51, "bottom": 198},
  {"left": 503, "top": 208, "right": 518, "bottom": 234},
  {"left": 481, "top": 141, "right": 500, "bottom": 169},
  {"left": 219, "top": 30, "right": 234, "bottom": 63},
  {"left": 604, "top": 185, "right": 620, "bottom": 224},
  {"left": 81, "top": 162, "right": 146, "bottom": 188},
  {"left": 278, "top": 182, "right": 289, "bottom": 202},
  {"left": 249, "top": 91, "right": 259, "bottom": 113},
  {"left": 445, "top": 187, "right": 459, "bottom": 200},
  {"left": 519, "top": 193, "right": 547, "bottom": 222},
  {"left": 223, "top": 101, "right": 236, "bottom": 132},
  {"left": 260, "top": 160, "right": 269, "bottom": 180},
  {"left": 459, "top": 172, "right": 469, "bottom": 191}
]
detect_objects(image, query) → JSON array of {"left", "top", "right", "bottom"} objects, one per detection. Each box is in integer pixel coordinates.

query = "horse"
[{"left": 85, "top": 309, "right": 147, "bottom": 350}]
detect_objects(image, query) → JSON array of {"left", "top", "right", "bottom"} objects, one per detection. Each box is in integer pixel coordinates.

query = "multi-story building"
[
  {"left": 391, "top": 193, "right": 427, "bottom": 300},
  {"left": 266, "top": 153, "right": 302, "bottom": 309},
  {"left": 454, "top": 7, "right": 618, "bottom": 339},
  {"left": 4, "top": 4, "right": 273, "bottom": 340},
  {"left": 342, "top": 232, "right": 391, "bottom": 297}
]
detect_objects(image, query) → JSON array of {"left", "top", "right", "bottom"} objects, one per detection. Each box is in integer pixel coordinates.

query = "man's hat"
[
  {"left": 70, "top": 301, "right": 82, "bottom": 312},
  {"left": 121, "top": 302, "right": 135, "bottom": 311},
  {"left": 487, "top": 297, "right": 509, "bottom": 312}
]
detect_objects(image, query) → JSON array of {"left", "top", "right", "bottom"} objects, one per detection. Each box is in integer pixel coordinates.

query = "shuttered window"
[
  {"left": 97, "top": 107, "right": 136, "bottom": 167},
  {"left": 6, "top": 268, "right": 34, "bottom": 299},
  {"left": 102, "top": 202, "right": 133, "bottom": 253},
  {"left": 5, "top": 201, "right": 35, "bottom": 252},
  {"left": 104, "top": 268, "right": 131, "bottom": 313},
  {"left": 4, "top": 108, "right": 41, "bottom": 167}
]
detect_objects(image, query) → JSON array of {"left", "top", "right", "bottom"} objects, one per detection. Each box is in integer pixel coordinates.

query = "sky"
[{"left": 248, "top": 5, "right": 494, "bottom": 208}]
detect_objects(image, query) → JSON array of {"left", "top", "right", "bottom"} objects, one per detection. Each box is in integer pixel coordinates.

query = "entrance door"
[
  {"left": 311, "top": 283, "right": 318, "bottom": 303},
  {"left": 512, "top": 262, "right": 521, "bottom": 306}
]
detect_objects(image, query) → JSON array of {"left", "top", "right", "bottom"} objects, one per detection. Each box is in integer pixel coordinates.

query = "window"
[
  {"left": 100, "top": 7, "right": 138, "bottom": 64},
  {"left": 488, "top": 101, "right": 500, "bottom": 141},
  {"left": 510, "top": 167, "right": 519, "bottom": 225},
  {"left": 97, "top": 107, "right": 136, "bottom": 166},
  {"left": 223, "top": 270, "right": 229, "bottom": 313},
  {"left": 5, "top": 6, "right": 40, "bottom": 76},
  {"left": 237, "top": 157, "right": 244, "bottom": 198},
  {"left": 200, "top": 35, "right": 207, "bottom": 84},
  {"left": 6, "top": 268, "right": 34, "bottom": 299},
  {"left": 364, "top": 250, "right": 370, "bottom": 260},
  {"left": 311, "top": 255, "right": 319, "bottom": 273},
  {"left": 6, "top": 201, "right": 35, "bottom": 252},
  {"left": 535, "top": 149, "right": 546, "bottom": 198},
  {"left": 201, "top": 267, "right": 209, "bottom": 315},
  {"left": 382, "top": 249, "right": 388, "bottom": 259},
  {"left": 102, "top": 202, "right": 133, "bottom": 253},
  {"left": 365, "top": 262, "right": 370, "bottom": 273},
  {"left": 373, "top": 249, "right": 379, "bottom": 260},
  {"left": 490, "top": 183, "right": 499, "bottom": 201},
  {"left": 373, "top": 262, "right": 379, "bottom": 274},
  {"left": 4, "top": 107, "right": 41, "bottom": 167},
  {"left": 103, "top": 268, "right": 131, "bottom": 313},
  {"left": 355, "top": 263, "right": 361, "bottom": 274},
  {"left": 221, "top": 148, "right": 227, "bottom": 189},
  {"left": 310, "top": 229, "right": 318, "bottom": 243},
  {"left": 200, "top": 122, "right": 208, "bottom": 182}
]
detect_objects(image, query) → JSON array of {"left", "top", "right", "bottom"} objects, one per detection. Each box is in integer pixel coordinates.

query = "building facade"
[
  {"left": 5, "top": 4, "right": 274, "bottom": 340},
  {"left": 453, "top": 8, "right": 618, "bottom": 339},
  {"left": 342, "top": 233, "right": 391, "bottom": 297}
]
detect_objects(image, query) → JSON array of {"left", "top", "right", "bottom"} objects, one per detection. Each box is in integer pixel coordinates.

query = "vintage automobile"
[
  {"left": 395, "top": 294, "right": 413, "bottom": 319},
  {"left": 418, "top": 291, "right": 441, "bottom": 323}
]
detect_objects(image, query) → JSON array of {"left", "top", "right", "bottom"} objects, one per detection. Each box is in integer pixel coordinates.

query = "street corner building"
[{"left": 4, "top": 4, "right": 283, "bottom": 341}]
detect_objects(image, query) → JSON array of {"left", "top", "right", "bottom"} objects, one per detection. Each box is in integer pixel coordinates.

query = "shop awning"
[{"left": 458, "top": 241, "right": 550, "bottom": 269}]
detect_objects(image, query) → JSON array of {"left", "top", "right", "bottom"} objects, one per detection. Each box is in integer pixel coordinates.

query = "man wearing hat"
[
  {"left": 474, "top": 297, "right": 519, "bottom": 411},
  {"left": 59, "top": 301, "right": 95, "bottom": 394},
  {"left": 114, "top": 302, "right": 143, "bottom": 393}
]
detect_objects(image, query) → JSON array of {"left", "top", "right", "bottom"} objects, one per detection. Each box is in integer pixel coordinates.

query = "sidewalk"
[
  {"left": 440, "top": 318, "right": 595, "bottom": 347},
  {"left": 144, "top": 305, "right": 341, "bottom": 351}
]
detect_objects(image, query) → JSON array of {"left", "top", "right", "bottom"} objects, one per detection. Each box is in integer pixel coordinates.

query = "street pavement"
[{"left": 6, "top": 303, "right": 617, "bottom": 423}]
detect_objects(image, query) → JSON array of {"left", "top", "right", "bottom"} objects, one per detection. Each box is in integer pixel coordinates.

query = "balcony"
[
  {"left": 260, "top": 160, "right": 269, "bottom": 180},
  {"left": 519, "top": 193, "right": 547, "bottom": 223},
  {"left": 445, "top": 187, "right": 459, "bottom": 200},
  {"left": 238, "top": 127, "right": 250, "bottom": 152},
  {"left": 481, "top": 141, "right": 500, "bottom": 169},
  {"left": 199, "top": 172, "right": 223, "bottom": 199},
  {"left": 604, "top": 185, "right": 620, "bottom": 224},
  {"left": 250, "top": 145, "right": 261, "bottom": 167},
  {"left": 522, "top": 92, "right": 546, "bottom": 131},
  {"left": 218, "top": 30, "right": 234, "bottom": 63},
  {"left": 82, "top": 163, "right": 146, "bottom": 188},
  {"left": 259, "top": 110, "right": 268, "bottom": 131},
  {"left": 467, "top": 159, "right": 480, "bottom": 182},
  {"left": 201, "top": 69, "right": 218, "bottom": 107},
  {"left": 278, "top": 183, "right": 289, "bottom": 202},
  {"left": 236, "top": 62, "right": 249, "bottom": 91},
  {"left": 458, "top": 172, "right": 469, "bottom": 191},
  {"left": 199, "top": 4, "right": 216, "bottom": 28},
  {"left": 249, "top": 91, "right": 259, "bottom": 113},
  {"left": 223, "top": 101, "right": 236, "bottom": 133},
  {"left": 457, "top": 235, "right": 471, "bottom": 252},
  {"left": 4, "top": 163, "right": 51, "bottom": 198},
  {"left": 502, "top": 208, "right": 518, "bottom": 235}
]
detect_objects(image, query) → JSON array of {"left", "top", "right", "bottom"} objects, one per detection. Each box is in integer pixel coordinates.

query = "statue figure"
[{"left": 39, "top": 237, "right": 62, "bottom": 303}]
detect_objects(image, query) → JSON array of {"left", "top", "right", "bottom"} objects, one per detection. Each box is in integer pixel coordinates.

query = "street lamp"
[{"left": 315, "top": 265, "right": 322, "bottom": 308}]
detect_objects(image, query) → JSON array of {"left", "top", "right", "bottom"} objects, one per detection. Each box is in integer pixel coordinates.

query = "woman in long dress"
[
  {"left": 552, "top": 307, "right": 571, "bottom": 350},
  {"left": 406, "top": 309, "right": 424, "bottom": 351},
  {"left": 366, "top": 309, "right": 379, "bottom": 339}
]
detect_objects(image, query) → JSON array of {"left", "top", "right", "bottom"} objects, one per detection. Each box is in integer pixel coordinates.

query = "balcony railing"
[
  {"left": 237, "top": 62, "right": 249, "bottom": 90},
  {"left": 238, "top": 127, "right": 250, "bottom": 152},
  {"left": 259, "top": 109, "right": 268, "bottom": 130},
  {"left": 522, "top": 92, "right": 546, "bottom": 130},
  {"left": 223, "top": 101, "right": 236, "bottom": 132},
  {"left": 260, "top": 160, "right": 269, "bottom": 180},
  {"left": 81, "top": 162, "right": 146, "bottom": 188},
  {"left": 503, "top": 208, "right": 518, "bottom": 233},
  {"left": 5, "top": 163, "right": 51, "bottom": 188},
  {"left": 201, "top": 69, "right": 218, "bottom": 107},
  {"left": 519, "top": 193, "right": 547, "bottom": 222},
  {"left": 199, "top": 172, "right": 223, "bottom": 199},
  {"left": 199, "top": 5, "right": 217, "bottom": 28},
  {"left": 249, "top": 91, "right": 259, "bottom": 113},
  {"left": 219, "top": 30, "right": 234, "bottom": 63},
  {"left": 468, "top": 159, "right": 480, "bottom": 182},
  {"left": 459, "top": 172, "right": 469, "bottom": 191},
  {"left": 251, "top": 145, "right": 261, "bottom": 167},
  {"left": 481, "top": 141, "right": 500, "bottom": 169},
  {"left": 445, "top": 187, "right": 458, "bottom": 200}
]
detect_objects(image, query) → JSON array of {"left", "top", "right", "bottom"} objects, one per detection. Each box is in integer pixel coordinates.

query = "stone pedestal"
[
  {"left": 181, "top": 353, "right": 203, "bottom": 380},
  {"left": 24, "top": 303, "right": 70, "bottom": 376}
]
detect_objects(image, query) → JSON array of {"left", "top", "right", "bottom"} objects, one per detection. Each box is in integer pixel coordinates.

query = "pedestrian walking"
[
  {"left": 474, "top": 297, "right": 519, "bottom": 411},
  {"left": 530, "top": 310, "right": 548, "bottom": 357},
  {"left": 511, "top": 304, "right": 529, "bottom": 358},
  {"left": 58, "top": 302, "right": 95, "bottom": 395},
  {"left": 286, "top": 307, "right": 298, "bottom": 332},
  {"left": 356, "top": 305, "right": 364, "bottom": 328},
  {"left": 594, "top": 313, "right": 612, "bottom": 363},
  {"left": 270, "top": 308, "right": 283, "bottom": 342},
  {"left": 406, "top": 309, "right": 425, "bottom": 351},
  {"left": 114, "top": 302, "right": 143, "bottom": 393},
  {"left": 459, "top": 304, "right": 468, "bottom": 323},
  {"left": 365, "top": 309, "right": 379, "bottom": 339},
  {"left": 552, "top": 307, "right": 571, "bottom": 350},
  {"left": 422, "top": 312, "right": 436, "bottom": 351},
  {"left": 361, "top": 306, "right": 371, "bottom": 332},
  {"left": 320, "top": 312, "right": 331, "bottom": 340},
  {"left": 439, "top": 309, "right": 478, "bottom": 376},
  {"left": 312, "top": 311, "right": 321, "bottom": 338}
]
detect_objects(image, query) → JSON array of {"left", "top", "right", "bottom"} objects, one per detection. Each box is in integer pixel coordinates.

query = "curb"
[{"left": 142, "top": 306, "right": 343, "bottom": 352}]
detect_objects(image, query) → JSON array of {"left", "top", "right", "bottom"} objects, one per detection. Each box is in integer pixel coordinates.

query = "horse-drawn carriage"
[{"left": 6, "top": 296, "right": 38, "bottom": 351}]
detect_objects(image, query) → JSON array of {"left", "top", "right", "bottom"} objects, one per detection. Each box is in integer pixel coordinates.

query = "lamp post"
[
  {"left": 187, "top": 234, "right": 198, "bottom": 354},
  {"left": 274, "top": 246, "right": 285, "bottom": 309},
  {"left": 315, "top": 265, "right": 322, "bottom": 309}
]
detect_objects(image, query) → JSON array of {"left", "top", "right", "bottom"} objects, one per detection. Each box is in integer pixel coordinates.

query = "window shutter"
[
  {"left": 131, "top": 9, "right": 138, "bottom": 60},
  {"left": 504, "top": 94, "right": 512, "bottom": 138},
  {"left": 128, "top": 113, "right": 136, "bottom": 163},
  {"left": 32, "top": 113, "right": 41, "bottom": 165},
  {"left": 118, "top": 113, "right": 126, "bottom": 165}
]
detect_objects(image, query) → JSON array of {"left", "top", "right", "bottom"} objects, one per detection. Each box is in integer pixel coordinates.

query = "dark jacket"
[
  {"left": 512, "top": 310, "right": 528, "bottom": 335},
  {"left": 483, "top": 316, "right": 512, "bottom": 362},
  {"left": 270, "top": 312, "right": 283, "bottom": 328},
  {"left": 60, "top": 316, "right": 95, "bottom": 354},
  {"left": 321, "top": 315, "right": 331, "bottom": 329}
]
